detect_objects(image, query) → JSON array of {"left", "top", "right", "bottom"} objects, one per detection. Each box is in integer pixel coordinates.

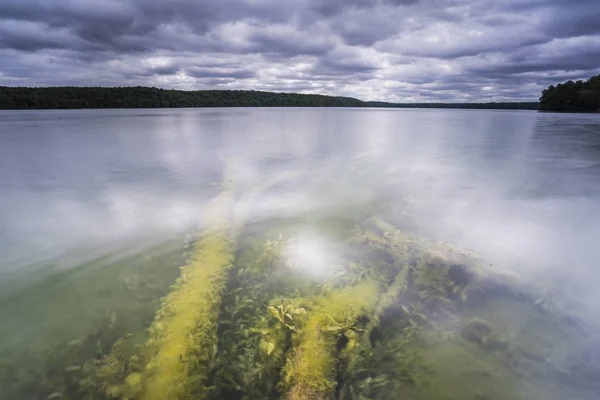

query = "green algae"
[
  {"left": 140, "top": 162, "right": 239, "bottom": 400},
  {"left": 279, "top": 281, "right": 380, "bottom": 400},
  {"left": 1, "top": 183, "right": 598, "bottom": 400},
  {"left": 136, "top": 167, "right": 299, "bottom": 400},
  {"left": 142, "top": 231, "right": 234, "bottom": 399}
]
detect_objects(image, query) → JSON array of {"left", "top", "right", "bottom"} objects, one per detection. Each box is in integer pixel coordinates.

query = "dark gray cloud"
[
  {"left": 186, "top": 67, "right": 256, "bottom": 80},
  {"left": 134, "top": 65, "right": 181, "bottom": 77},
  {"left": 313, "top": 47, "right": 381, "bottom": 77},
  {"left": 0, "top": 21, "right": 71, "bottom": 51},
  {"left": 306, "top": 0, "right": 378, "bottom": 17},
  {"left": 246, "top": 26, "right": 334, "bottom": 57},
  {"left": 0, "top": 0, "right": 599, "bottom": 102},
  {"left": 306, "top": 0, "right": 419, "bottom": 17}
]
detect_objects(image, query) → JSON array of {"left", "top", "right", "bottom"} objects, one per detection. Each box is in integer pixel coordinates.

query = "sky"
[{"left": 0, "top": 0, "right": 599, "bottom": 102}]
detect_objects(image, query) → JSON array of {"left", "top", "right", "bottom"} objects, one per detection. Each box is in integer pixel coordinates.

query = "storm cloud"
[{"left": 1, "top": 0, "right": 599, "bottom": 102}]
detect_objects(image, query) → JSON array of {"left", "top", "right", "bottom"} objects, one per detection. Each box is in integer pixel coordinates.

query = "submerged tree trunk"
[{"left": 142, "top": 169, "right": 237, "bottom": 400}]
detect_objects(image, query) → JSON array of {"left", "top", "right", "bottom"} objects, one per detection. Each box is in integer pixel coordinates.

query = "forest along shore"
[{"left": 0, "top": 86, "right": 537, "bottom": 110}]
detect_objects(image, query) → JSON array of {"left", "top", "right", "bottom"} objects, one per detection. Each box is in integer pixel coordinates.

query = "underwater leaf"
[
  {"left": 347, "top": 338, "right": 357, "bottom": 350},
  {"left": 106, "top": 385, "right": 122, "bottom": 398},
  {"left": 267, "top": 342, "right": 275, "bottom": 355},
  {"left": 413, "top": 312, "right": 428, "bottom": 323},
  {"left": 126, "top": 373, "right": 141, "bottom": 386},
  {"left": 268, "top": 306, "right": 279, "bottom": 319},
  {"left": 64, "top": 365, "right": 81, "bottom": 372},
  {"left": 251, "top": 328, "right": 269, "bottom": 336},
  {"left": 260, "top": 339, "right": 270, "bottom": 353}
]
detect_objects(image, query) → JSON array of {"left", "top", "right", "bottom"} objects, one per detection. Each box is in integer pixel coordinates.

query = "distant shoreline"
[{"left": 0, "top": 86, "right": 539, "bottom": 111}]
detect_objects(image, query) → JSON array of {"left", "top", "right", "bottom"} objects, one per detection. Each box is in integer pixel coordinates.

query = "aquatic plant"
[
  {"left": 142, "top": 231, "right": 234, "bottom": 399},
  {"left": 209, "top": 296, "right": 296, "bottom": 400},
  {"left": 207, "top": 229, "right": 311, "bottom": 399},
  {"left": 279, "top": 281, "right": 379, "bottom": 400},
  {"left": 248, "top": 234, "right": 292, "bottom": 277},
  {"left": 4, "top": 185, "right": 598, "bottom": 400},
  {"left": 141, "top": 184, "right": 236, "bottom": 399},
  {"left": 140, "top": 169, "right": 302, "bottom": 400},
  {"left": 80, "top": 334, "right": 144, "bottom": 399}
]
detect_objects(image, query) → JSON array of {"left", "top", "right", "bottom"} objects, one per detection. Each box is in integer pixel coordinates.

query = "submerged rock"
[{"left": 461, "top": 319, "right": 507, "bottom": 350}]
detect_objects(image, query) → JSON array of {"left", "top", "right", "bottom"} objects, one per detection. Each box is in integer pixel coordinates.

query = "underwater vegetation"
[
  {"left": 0, "top": 239, "right": 188, "bottom": 400},
  {"left": 141, "top": 179, "right": 236, "bottom": 400},
  {"left": 1, "top": 170, "right": 599, "bottom": 400}
]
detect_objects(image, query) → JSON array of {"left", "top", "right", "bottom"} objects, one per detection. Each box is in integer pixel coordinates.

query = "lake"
[{"left": 1, "top": 108, "right": 600, "bottom": 400}]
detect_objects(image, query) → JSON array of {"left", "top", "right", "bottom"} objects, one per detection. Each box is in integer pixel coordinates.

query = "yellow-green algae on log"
[
  {"left": 140, "top": 166, "right": 297, "bottom": 400},
  {"left": 281, "top": 281, "right": 380, "bottom": 400},
  {"left": 142, "top": 173, "right": 236, "bottom": 400}
]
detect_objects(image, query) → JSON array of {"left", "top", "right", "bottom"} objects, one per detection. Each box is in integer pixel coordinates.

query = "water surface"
[{"left": 1, "top": 108, "right": 599, "bottom": 399}]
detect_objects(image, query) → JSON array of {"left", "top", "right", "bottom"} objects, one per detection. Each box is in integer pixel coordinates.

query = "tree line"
[
  {"left": 0, "top": 87, "right": 365, "bottom": 109},
  {"left": 539, "top": 74, "right": 600, "bottom": 112},
  {"left": 0, "top": 86, "right": 538, "bottom": 110},
  {"left": 364, "top": 101, "right": 538, "bottom": 110}
]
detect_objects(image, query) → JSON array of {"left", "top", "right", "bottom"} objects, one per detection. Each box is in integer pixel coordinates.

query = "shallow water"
[{"left": 1, "top": 108, "right": 600, "bottom": 399}]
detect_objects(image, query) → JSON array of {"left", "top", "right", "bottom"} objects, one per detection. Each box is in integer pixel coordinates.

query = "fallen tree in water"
[{"left": 12, "top": 170, "right": 598, "bottom": 400}]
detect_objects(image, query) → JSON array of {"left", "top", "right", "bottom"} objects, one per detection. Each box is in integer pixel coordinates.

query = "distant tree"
[
  {"left": 539, "top": 74, "right": 600, "bottom": 112},
  {"left": 0, "top": 86, "right": 538, "bottom": 110},
  {"left": 577, "top": 90, "right": 599, "bottom": 111}
]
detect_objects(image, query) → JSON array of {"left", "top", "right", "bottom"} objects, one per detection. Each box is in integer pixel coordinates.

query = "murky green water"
[{"left": 1, "top": 108, "right": 599, "bottom": 399}]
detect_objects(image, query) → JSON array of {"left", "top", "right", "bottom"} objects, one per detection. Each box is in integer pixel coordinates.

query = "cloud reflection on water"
[{"left": 1, "top": 108, "right": 599, "bottom": 305}]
